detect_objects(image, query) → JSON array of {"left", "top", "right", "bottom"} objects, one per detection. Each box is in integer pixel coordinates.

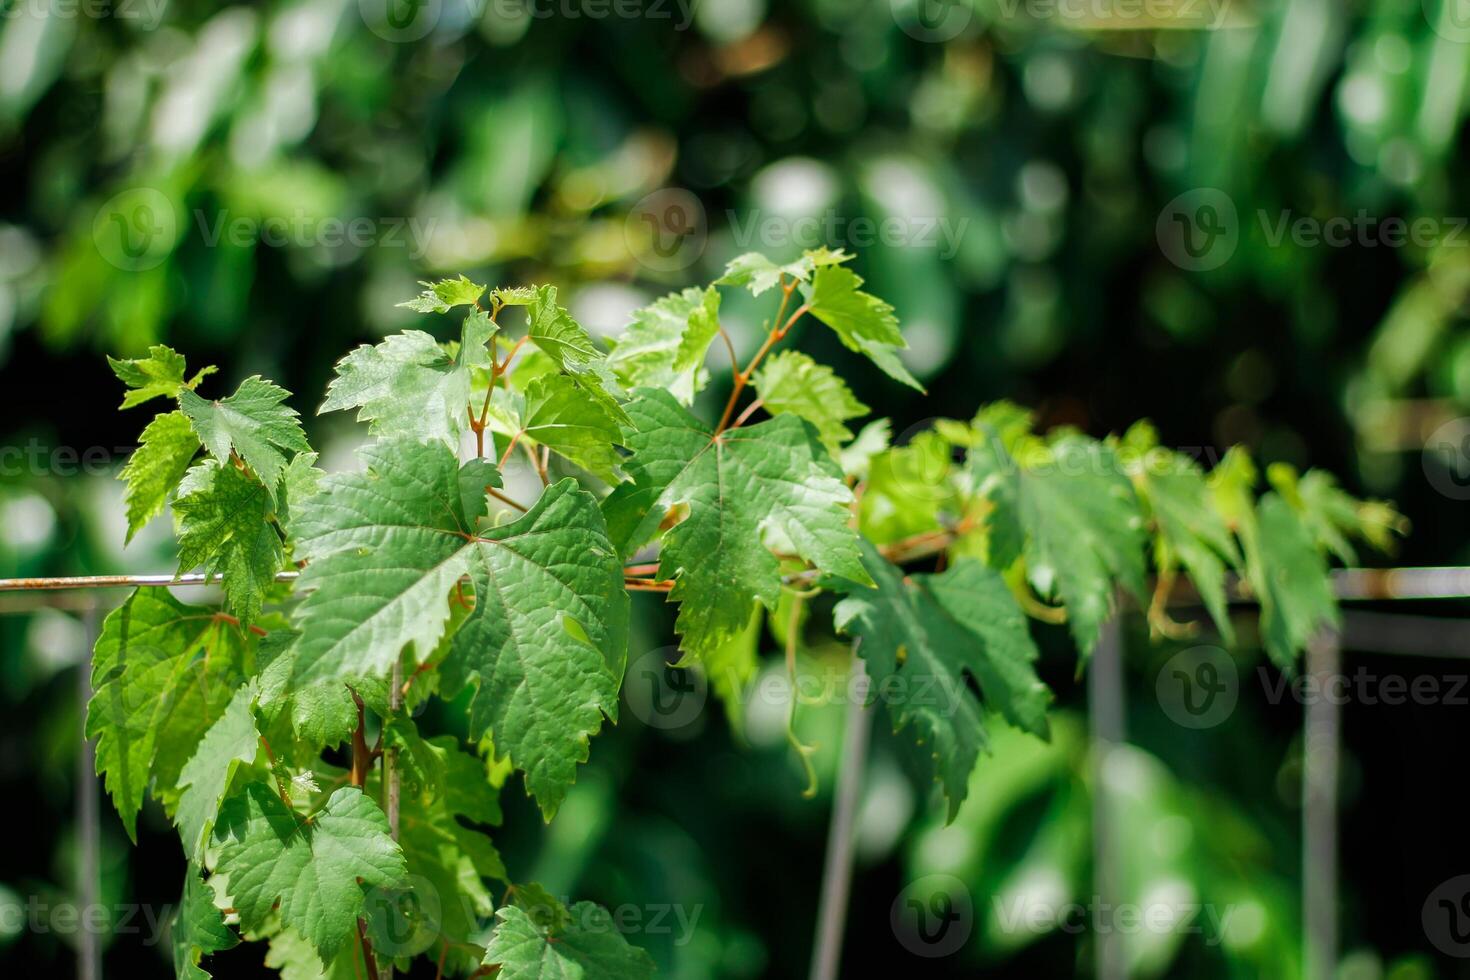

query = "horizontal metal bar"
[
  {"left": 0, "top": 571, "right": 300, "bottom": 592},
  {"left": 1, "top": 566, "right": 1469, "bottom": 603}
]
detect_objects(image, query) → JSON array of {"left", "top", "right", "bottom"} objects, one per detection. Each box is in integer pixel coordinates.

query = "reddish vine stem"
[
  {"left": 349, "top": 689, "right": 373, "bottom": 790},
  {"left": 715, "top": 277, "right": 804, "bottom": 435},
  {"left": 356, "top": 919, "right": 380, "bottom": 979},
  {"left": 486, "top": 487, "right": 528, "bottom": 513}
]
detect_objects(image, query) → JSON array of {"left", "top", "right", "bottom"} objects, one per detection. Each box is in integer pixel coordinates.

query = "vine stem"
[
  {"left": 715, "top": 278, "right": 806, "bottom": 435},
  {"left": 808, "top": 647, "right": 870, "bottom": 980},
  {"left": 348, "top": 688, "right": 380, "bottom": 978},
  {"left": 381, "top": 655, "right": 404, "bottom": 980}
]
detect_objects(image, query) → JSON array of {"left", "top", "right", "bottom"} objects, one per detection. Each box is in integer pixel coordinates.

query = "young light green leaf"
[
  {"left": 839, "top": 418, "right": 891, "bottom": 481},
  {"left": 87, "top": 589, "right": 249, "bottom": 839},
  {"left": 109, "top": 344, "right": 215, "bottom": 409},
  {"left": 212, "top": 784, "right": 407, "bottom": 965},
  {"left": 174, "top": 682, "right": 260, "bottom": 862},
  {"left": 174, "top": 461, "right": 284, "bottom": 626},
  {"left": 179, "top": 376, "right": 311, "bottom": 499},
  {"left": 492, "top": 285, "right": 538, "bottom": 307},
  {"left": 615, "top": 389, "right": 867, "bottom": 661},
  {"left": 717, "top": 248, "right": 852, "bottom": 296},
  {"left": 831, "top": 542, "right": 1051, "bottom": 819},
  {"left": 319, "top": 324, "right": 486, "bottom": 446},
  {"left": 263, "top": 930, "right": 359, "bottom": 980},
  {"left": 857, "top": 431, "right": 957, "bottom": 546},
  {"left": 482, "top": 898, "right": 656, "bottom": 980},
  {"left": 607, "top": 285, "right": 721, "bottom": 404},
  {"left": 526, "top": 284, "right": 605, "bottom": 376},
  {"left": 399, "top": 275, "right": 486, "bottom": 313},
  {"left": 171, "top": 864, "right": 238, "bottom": 980},
  {"left": 521, "top": 372, "right": 625, "bottom": 482},
  {"left": 806, "top": 265, "right": 922, "bottom": 390},
  {"left": 121, "top": 409, "right": 199, "bottom": 542},
  {"left": 752, "top": 350, "right": 869, "bottom": 454}
]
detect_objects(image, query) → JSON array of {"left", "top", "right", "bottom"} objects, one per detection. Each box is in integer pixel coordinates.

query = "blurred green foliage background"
[{"left": 4, "top": 0, "right": 1470, "bottom": 976}]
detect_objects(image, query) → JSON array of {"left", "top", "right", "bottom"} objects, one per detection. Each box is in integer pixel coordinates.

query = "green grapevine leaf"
[
  {"left": 109, "top": 344, "right": 215, "bottom": 409},
  {"left": 1253, "top": 492, "right": 1339, "bottom": 669},
  {"left": 972, "top": 434, "right": 1147, "bottom": 658},
  {"left": 482, "top": 897, "right": 655, "bottom": 980},
  {"left": 170, "top": 864, "right": 238, "bottom": 980},
  {"left": 521, "top": 372, "right": 625, "bottom": 481},
  {"left": 717, "top": 248, "right": 851, "bottom": 296},
  {"left": 752, "top": 350, "right": 869, "bottom": 454},
  {"left": 805, "top": 265, "right": 922, "bottom": 390},
  {"left": 492, "top": 285, "right": 538, "bottom": 307},
  {"left": 121, "top": 409, "right": 200, "bottom": 542},
  {"left": 288, "top": 443, "right": 502, "bottom": 683},
  {"left": 174, "top": 461, "right": 283, "bottom": 626},
  {"left": 319, "top": 312, "right": 495, "bottom": 445},
  {"left": 212, "top": 784, "right": 407, "bottom": 965},
  {"left": 1121, "top": 423, "right": 1241, "bottom": 643},
  {"left": 839, "top": 418, "right": 891, "bottom": 480},
  {"left": 291, "top": 439, "right": 627, "bottom": 817},
  {"left": 607, "top": 285, "right": 722, "bottom": 404},
  {"left": 831, "top": 542, "right": 1051, "bottom": 819},
  {"left": 526, "top": 284, "right": 604, "bottom": 377},
  {"left": 179, "top": 377, "right": 311, "bottom": 500},
  {"left": 1269, "top": 463, "right": 1407, "bottom": 565},
  {"left": 87, "top": 589, "right": 248, "bottom": 839},
  {"left": 174, "top": 682, "right": 260, "bottom": 862},
  {"left": 398, "top": 275, "right": 486, "bottom": 313},
  {"left": 857, "top": 431, "right": 957, "bottom": 546},
  {"left": 263, "top": 931, "right": 358, "bottom": 980},
  {"left": 614, "top": 389, "right": 868, "bottom": 660}
]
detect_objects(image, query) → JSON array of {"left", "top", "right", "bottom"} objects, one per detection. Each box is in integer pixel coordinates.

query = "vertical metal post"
[
  {"left": 1302, "top": 629, "right": 1341, "bottom": 980},
  {"left": 77, "top": 601, "right": 101, "bottom": 980},
  {"left": 1089, "top": 614, "right": 1126, "bottom": 980},
  {"left": 808, "top": 651, "right": 872, "bottom": 980}
]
